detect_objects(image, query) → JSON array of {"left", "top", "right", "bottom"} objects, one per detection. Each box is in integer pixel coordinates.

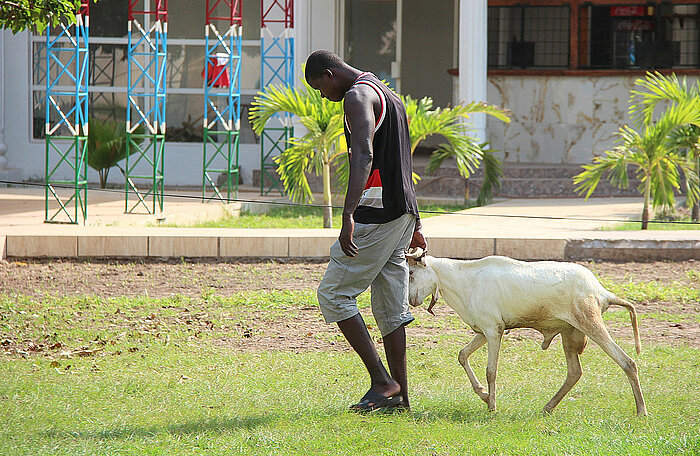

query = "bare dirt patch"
[{"left": 0, "top": 258, "right": 698, "bottom": 353}]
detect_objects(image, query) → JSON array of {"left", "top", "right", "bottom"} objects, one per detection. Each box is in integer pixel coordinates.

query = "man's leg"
[
  {"left": 337, "top": 313, "right": 400, "bottom": 400},
  {"left": 370, "top": 214, "right": 417, "bottom": 408},
  {"left": 383, "top": 324, "right": 409, "bottom": 407},
  {"left": 317, "top": 215, "right": 415, "bottom": 409}
]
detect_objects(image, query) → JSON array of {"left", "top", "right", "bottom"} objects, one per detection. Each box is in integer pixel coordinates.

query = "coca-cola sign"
[
  {"left": 616, "top": 19, "right": 654, "bottom": 31},
  {"left": 610, "top": 6, "right": 647, "bottom": 17}
]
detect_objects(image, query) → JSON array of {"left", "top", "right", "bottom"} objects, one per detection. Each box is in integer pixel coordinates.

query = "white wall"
[
  {"left": 3, "top": 31, "right": 45, "bottom": 181},
  {"left": 485, "top": 74, "right": 700, "bottom": 164}
]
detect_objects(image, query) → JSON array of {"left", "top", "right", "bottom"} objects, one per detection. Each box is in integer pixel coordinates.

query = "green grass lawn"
[
  {"left": 1, "top": 277, "right": 699, "bottom": 456},
  {"left": 183, "top": 203, "right": 475, "bottom": 229},
  {"left": 2, "top": 343, "right": 698, "bottom": 456},
  {"left": 600, "top": 217, "right": 700, "bottom": 231}
]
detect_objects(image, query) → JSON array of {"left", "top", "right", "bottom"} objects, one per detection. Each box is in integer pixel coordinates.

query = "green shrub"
[{"left": 87, "top": 117, "right": 144, "bottom": 188}]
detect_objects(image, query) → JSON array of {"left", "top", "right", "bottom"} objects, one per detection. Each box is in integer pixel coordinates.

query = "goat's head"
[{"left": 405, "top": 247, "right": 439, "bottom": 312}]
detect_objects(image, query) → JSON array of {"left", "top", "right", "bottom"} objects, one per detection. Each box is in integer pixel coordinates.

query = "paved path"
[{"left": 1, "top": 186, "right": 698, "bottom": 260}]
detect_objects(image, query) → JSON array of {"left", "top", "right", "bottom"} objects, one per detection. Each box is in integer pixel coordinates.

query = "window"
[
  {"left": 344, "top": 0, "right": 398, "bottom": 87},
  {"left": 488, "top": 5, "right": 570, "bottom": 69},
  {"left": 583, "top": 3, "right": 700, "bottom": 69},
  {"left": 487, "top": 1, "right": 700, "bottom": 71}
]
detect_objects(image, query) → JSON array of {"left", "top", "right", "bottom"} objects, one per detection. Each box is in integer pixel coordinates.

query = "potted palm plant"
[
  {"left": 250, "top": 80, "right": 510, "bottom": 227},
  {"left": 574, "top": 72, "right": 700, "bottom": 229},
  {"left": 87, "top": 117, "right": 144, "bottom": 188}
]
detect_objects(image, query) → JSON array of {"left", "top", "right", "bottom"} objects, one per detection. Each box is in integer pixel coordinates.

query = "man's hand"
[
  {"left": 409, "top": 228, "right": 427, "bottom": 252},
  {"left": 339, "top": 213, "right": 359, "bottom": 257}
]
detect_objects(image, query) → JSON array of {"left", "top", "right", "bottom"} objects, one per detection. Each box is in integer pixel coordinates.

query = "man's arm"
[{"left": 339, "top": 86, "right": 378, "bottom": 257}]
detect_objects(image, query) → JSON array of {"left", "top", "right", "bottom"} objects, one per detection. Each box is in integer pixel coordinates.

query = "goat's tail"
[{"left": 608, "top": 295, "right": 642, "bottom": 355}]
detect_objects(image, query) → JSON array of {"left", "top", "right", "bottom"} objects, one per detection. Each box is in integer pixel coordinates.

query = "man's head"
[{"left": 305, "top": 50, "right": 351, "bottom": 102}]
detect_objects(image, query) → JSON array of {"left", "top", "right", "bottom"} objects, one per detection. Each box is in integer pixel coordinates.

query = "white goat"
[{"left": 406, "top": 249, "right": 647, "bottom": 417}]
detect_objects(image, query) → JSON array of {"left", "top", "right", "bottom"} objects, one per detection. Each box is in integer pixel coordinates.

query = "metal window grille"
[
  {"left": 668, "top": 4, "right": 700, "bottom": 68},
  {"left": 582, "top": 3, "right": 700, "bottom": 70},
  {"left": 488, "top": 5, "right": 570, "bottom": 69}
]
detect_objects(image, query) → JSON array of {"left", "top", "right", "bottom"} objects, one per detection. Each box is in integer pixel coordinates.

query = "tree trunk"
[
  {"left": 641, "top": 179, "right": 651, "bottom": 230},
  {"left": 322, "top": 161, "right": 333, "bottom": 228},
  {"left": 99, "top": 168, "right": 109, "bottom": 189},
  {"left": 693, "top": 155, "right": 700, "bottom": 222}
]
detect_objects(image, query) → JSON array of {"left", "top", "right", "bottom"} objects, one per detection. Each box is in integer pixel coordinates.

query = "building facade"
[{"left": 1, "top": 0, "right": 699, "bottom": 193}]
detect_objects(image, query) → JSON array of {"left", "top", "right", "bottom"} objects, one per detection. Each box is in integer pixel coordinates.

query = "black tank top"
[{"left": 343, "top": 72, "right": 419, "bottom": 224}]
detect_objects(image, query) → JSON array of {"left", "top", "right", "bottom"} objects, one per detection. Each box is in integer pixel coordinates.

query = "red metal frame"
[
  {"left": 206, "top": 0, "right": 242, "bottom": 26},
  {"left": 129, "top": 0, "right": 168, "bottom": 22},
  {"left": 261, "top": 0, "right": 294, "bottom": 28},
  {"left": 79, "top": 0, "right": 89, "bottom": 16}
]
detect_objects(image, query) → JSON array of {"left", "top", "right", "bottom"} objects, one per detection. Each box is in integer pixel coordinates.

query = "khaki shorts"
[{"left": 317, "top": 213, "right": 416, "bottom": 337}]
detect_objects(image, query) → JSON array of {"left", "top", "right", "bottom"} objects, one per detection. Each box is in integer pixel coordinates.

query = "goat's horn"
[{"left": 405, "top": 247, "right": 424, "bottom": 259}]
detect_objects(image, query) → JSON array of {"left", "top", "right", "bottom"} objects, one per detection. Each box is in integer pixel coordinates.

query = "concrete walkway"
[{"left": 1, "top": 186, "right": 698, "bottom": 261}]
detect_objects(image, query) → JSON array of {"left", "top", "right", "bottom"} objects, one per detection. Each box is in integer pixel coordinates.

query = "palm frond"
[
  {"left": 668, "top": 124, "right": 700, "bottom": 157},
  {"left": 403, "top": 94, "right": 510, "bottom": 200},
  {"left": 681, "top": 160, "right": 700, "bottom": 207},
  {"left": 458, "top": 101, "right": 512, "bottom": 124},
  {"left": 425, "top": 137, "right": 483, "bottom": 177},
  {"left": 629, "top": 72, "right": 692, "bottom": 127},
  {"left": 573, "top": 146, "right": 630, "bottom": 199},
  {"left": 273, "top": 138, "right": 316, "bottom": 204},
  {"left": 402, "top": 95, "right": 510, "bottom": 154},
  {"left": 475, "top": 147, "right": 503, "bottom": 206},
  {"left": 249, "top": 79, "right": 343, "bottom": 134}
]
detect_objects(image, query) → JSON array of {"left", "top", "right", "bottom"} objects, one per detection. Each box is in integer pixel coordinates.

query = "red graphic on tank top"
[{"left": 365, "top": 169, "right": 382, "bottom": 190}]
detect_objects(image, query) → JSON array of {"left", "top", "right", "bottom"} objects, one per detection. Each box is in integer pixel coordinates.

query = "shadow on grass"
[
  {"left": 42, "top": 406, "right": 501, "bottom": 442},
  {"left": 409, "top": 405, "right": 496, "bottom": 424},
  {"left": 43, "top": 414, "right": 278, "bottom": 441}
]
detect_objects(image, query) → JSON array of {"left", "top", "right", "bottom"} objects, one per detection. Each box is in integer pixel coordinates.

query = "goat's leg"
[
  {"left": 543, "top": 328, "right": 586, "bottom": 414},
  {"left": 458, "top": 333, "right": 488, "bottom": 402},
  {"left": 484, "top": 329, "right": 504, "bottom": 412},
  {"left": 573, "top": 311, "right": 647, "bottom": 417}
]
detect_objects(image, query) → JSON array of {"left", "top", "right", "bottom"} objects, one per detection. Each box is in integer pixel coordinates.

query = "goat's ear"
[{"left": 419, "top": 256, "right": 427, "bottom": 266}]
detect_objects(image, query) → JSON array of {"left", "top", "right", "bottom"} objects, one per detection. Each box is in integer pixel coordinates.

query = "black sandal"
[{"left": 349, "top": 390, "right": 403, "bottom": 414}]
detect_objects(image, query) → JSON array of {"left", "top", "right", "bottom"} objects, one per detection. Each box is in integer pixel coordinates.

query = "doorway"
[{"left": 342, "top": 0, "right": 455, "bottom": 107}]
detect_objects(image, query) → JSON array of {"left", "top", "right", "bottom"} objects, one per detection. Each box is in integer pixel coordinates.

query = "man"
[{"left": 307, "top": 50, "right": 427, "bottom": 413}]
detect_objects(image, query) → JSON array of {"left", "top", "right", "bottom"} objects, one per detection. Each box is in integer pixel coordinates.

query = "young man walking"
[{"left": 307, "top": 50, "right": 426, "bottom": 412}]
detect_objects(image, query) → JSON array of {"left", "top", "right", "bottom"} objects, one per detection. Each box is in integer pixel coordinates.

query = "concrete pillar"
[
  {"left": 0, "top": 30, "right": 8, "bottom": 170},
  {"left": 294, "top": 0, "right": 310, "bottom": 86},
  {"left": 458, "top": 0, "right": 487, "bottom": 143}
]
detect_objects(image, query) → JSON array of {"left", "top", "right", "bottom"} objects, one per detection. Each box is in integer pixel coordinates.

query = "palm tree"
[
  {"left": 250, "top": 82, "right": 511, "bottom": 227},
  {"left": 574, "top": 95, "right": 700, "bottom": 229},
  {"left": 629, "top": 72, "right": 700, "bottom": 221},
  {"left": 403, "top": 96, "right": 510, "bottom": 205},
  {"left": 87, "top": 117, "right": 144, "bottom": 188},
  {"left": 249, "top": 79, "right": 346, "bottom": 228}
]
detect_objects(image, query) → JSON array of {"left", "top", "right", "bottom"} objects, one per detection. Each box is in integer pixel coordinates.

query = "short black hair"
[{"left": 305, "top": 50, "right": 345, "bottom": 83}]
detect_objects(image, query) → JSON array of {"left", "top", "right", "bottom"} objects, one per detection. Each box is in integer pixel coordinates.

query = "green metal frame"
[
  {"left": 124, "top": 133, "right": 165, "bottom": 214},
  {"left": 45, "top": 135, "right": 88, "bottom": 224},
  {"left": 202, "top": 129, "right": 240, "bottom": 202},
  {"left": 260, "top": 126, "right": 291, "bottom": 196}
]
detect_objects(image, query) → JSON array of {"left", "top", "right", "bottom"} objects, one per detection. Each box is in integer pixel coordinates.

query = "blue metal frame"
[
  {"left": 260, "top": 0, "right": 294, "bottom": 196},
  {"left": 125, "top": 1, "right": 167, "bottom": 214},
  {"left": 44, "top": 1, "right": 89, "bottom": 224},
  {"left": 203, "top": 0, "right": 242, "bottom": 203}
]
